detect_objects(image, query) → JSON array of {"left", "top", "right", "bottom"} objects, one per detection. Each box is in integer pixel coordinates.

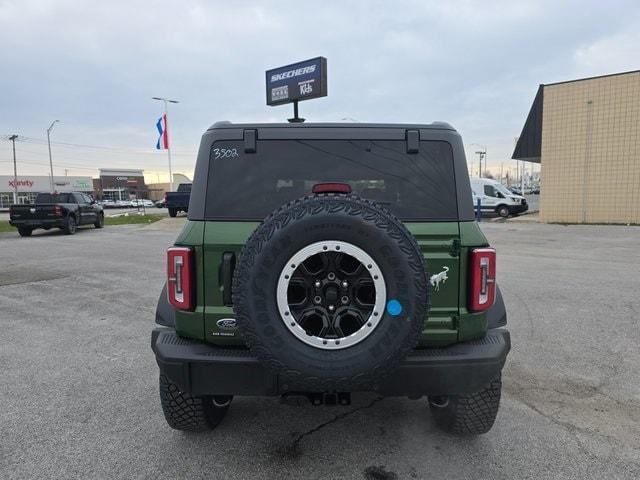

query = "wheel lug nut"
[
  {"left": 328, "top": 305, "right": 335, "bottom": 311},
  {"left": 341, "top": 280, "right": 348, "bottom": 288},
  {"left": 314, "top": 280, "right": 321, "bottom": 288}
]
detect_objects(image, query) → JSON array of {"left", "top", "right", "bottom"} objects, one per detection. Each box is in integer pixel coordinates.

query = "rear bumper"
[
  {"left": 9, "top": 218, "right": 63, "bottom": 228},
  {"left": 151, "top": 328, "right": 510, "bottom": 397}
]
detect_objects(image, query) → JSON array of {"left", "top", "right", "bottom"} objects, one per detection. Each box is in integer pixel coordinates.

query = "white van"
[{"left": 469, "top": 178, "right": 528, "bottom": 218}]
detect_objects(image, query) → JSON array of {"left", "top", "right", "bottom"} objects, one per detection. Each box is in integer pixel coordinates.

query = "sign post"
[
  {"left": 266, "top": 57, "right": 327, "bottom": 122},
  {"left": 9, "top": 134, "right": 18, "bottom": 204}
]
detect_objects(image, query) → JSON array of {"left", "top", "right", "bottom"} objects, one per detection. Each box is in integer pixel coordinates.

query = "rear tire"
[
  {"left": 168, "top": 208, "right": 177, "bottom": 218},
  {"left": 429, "top": 375, "right": 502, "bottom": 435},
  {"left": 497, "top": 205, "right": 510, "bottom": 218},
  {"left": 18, "top": 227, "right": 32, "bottom": 237},
  {"left": 94, "top": 213, "right": 104, "bottom": 229},
  {"left": 63, "top": 215, "right": 77, "bottom": 235},
  {"left": 159, "top": 375, "right": 230, "bottom": 431}
]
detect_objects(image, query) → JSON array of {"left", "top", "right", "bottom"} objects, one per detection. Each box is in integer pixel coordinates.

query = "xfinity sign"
[{"left": 266, "top": 57, "right": 327, "bottom": 107}]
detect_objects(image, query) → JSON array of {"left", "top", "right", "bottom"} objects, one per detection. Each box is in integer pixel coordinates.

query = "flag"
[{"left": 156, "top": 113, "right": 169, "bottom": 150}]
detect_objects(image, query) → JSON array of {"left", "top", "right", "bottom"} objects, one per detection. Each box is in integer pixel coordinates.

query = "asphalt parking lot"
[{"left": 1, "top": 220, "right": 639, "bottom": 479}]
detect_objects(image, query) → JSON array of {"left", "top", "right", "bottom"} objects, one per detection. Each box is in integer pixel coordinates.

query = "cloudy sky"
[{"left": 1, "top": 0, "right": 639, "bottom": 181}]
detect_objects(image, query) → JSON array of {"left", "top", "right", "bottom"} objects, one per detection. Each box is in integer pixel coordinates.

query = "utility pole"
[
  {"left": 9, "top": 134, "right": 18, "bottom": 203},
  {"left": 47, "top": 120, "right": 60, "bottom": 191},
  {"left": 152, "top": 97, "right": 179, "bottom": 192}
]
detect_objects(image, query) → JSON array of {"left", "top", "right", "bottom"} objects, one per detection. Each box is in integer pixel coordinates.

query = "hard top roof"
[{"left": 207, "top": 121, "right": 456, "bottom": 131}]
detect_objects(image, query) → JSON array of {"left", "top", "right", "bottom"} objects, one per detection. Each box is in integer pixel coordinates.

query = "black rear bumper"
[{"left": 151, "top": 328, "right": 510, "bottom": 397}]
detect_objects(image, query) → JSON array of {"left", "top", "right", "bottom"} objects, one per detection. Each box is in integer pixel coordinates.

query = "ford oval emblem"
[{"left": 216, "top": 318, "right": 237, "bottom": 330}]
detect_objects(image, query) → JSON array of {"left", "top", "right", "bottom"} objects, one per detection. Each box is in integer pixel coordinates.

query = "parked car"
[
  {"left": 164, "top": 183, "right": 191, "bottom": 217},
  {"left": 101, "top": 199, "right": 115, "bottom": 208},
  {"left": 508, "top": 186, "right": 522, "bottom": 195},
  {"left": 131, "top": 199, "right": 155, "bottom": 207},
  {"left": 471, "top": 178, "right": 528, "bottom": 218},
  {"left": 9, "top": 192, "right": 104, "bottom": 236},
  {"left": 152, "top": 121, "right": 510, "bottom": 435},
  {"left": 155, "top": 199, "right": 166, "bottom": 208}
]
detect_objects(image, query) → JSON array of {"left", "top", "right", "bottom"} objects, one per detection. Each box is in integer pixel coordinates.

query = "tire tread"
[
  {"left": 159, "top": 375, "right": 227, "bottom": 431},
  {"left": 431, "top": 375, "right": 502, "bottom": 435}
]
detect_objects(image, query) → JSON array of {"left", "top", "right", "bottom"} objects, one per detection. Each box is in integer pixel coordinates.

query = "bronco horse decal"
[{"left": 430, "top": 266, "right": 449, "bottom": 291}]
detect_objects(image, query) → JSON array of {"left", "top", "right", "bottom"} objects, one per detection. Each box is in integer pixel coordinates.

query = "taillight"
[
  {"left": 54, "top": 205, "right": 62, "bottom": 217},
  {"left": 167, "top": 247, "right": 194, "bottom": 310},
  {"left": 469, "top": 248, "right": 496, "bottom": 312},
  {"left": 312, "top": 182, "right": 352, "bottom": 194}
]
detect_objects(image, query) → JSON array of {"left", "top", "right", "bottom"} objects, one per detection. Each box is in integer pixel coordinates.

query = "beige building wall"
[{"left": 540, "top": 71, "right": 640, "bottom": 224}]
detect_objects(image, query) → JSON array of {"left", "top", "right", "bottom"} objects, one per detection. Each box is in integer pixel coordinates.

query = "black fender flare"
[
  {"left": 487, "top": 284, "right": 507, "bottom": 329},
  {"left": 155, "top": 282, "right": 176, "bottom": 327}
]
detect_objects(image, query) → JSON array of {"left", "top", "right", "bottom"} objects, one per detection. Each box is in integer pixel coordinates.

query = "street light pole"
[
  {"left": 9, "top": 134, "right": 18, "bottom": 203},
  {"left": 472, "top": 143, "right": 487, "bottom": 178},
  {"left": 474, "top": 149, "right": 486, "bottom": 177},
  {"left": 152, "top": 97, "right": 179, "bottom": 192},
  {"left": 47, "top": 120, "right": 60, "bottom": 192}
]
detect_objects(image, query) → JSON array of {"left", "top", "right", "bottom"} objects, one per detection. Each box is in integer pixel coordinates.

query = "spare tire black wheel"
[{"left": 232, "top": 193, "right": 429, "bottom": 392}]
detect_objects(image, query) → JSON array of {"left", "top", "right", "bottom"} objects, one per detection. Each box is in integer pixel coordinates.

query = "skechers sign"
[{"left": 266, "top": 57, "right": 327, "bottom": 106}]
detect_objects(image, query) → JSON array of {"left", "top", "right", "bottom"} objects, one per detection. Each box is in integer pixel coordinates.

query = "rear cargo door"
[{"left": 406, "top": 223, "right": 460, "bottom": 346}]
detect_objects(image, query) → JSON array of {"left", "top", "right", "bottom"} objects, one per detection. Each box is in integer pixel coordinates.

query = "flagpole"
[{"left": 152, "top": 96, "right": 179, "bottom": 192}]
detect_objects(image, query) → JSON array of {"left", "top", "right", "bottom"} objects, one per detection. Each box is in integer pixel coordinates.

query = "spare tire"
[{"left": 232, "top": 193, "right": 429, "bottom": 391}]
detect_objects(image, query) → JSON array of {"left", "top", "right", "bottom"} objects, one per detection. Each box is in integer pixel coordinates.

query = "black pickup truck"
[
  {"left": 164, "top": 183, "right": 191, "bottom": 217},
  {"left": 9, "top": 192, "right": 104, "bottom": 237}
]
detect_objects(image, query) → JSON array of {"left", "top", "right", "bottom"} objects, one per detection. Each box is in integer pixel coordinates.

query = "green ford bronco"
[{"left": 152, "top": 121, "right": 510, "bottom": 435}]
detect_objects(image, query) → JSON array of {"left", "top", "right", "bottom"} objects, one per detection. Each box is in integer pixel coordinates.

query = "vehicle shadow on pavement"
[{"left": 154, "top": 394, "right": 473, "bottom": 479}]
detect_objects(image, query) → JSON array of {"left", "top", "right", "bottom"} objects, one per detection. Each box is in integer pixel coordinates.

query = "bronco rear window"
[{"left": 204, "top": 139, "right": 458, "bottom": 221}]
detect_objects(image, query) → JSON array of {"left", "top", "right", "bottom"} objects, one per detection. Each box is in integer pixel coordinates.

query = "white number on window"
[{"left": 213, "top": 148, "right": 239, "bottom": 159}]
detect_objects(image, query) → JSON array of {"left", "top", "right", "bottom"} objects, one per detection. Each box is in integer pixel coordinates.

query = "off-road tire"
[
  {"left": 168, "top": 208, "right": 177, "bottom": 218},
  {"left": 232, "top": 193, "right": 429, "bottom": 392},
  {"left": 159, "top": 375, "right": 230, "bottom": 432},
  {"left": 18, "top": 227, "right": 32, "bottom": 237},
  {"left": 497, "top": 205, "right": 510, "bottom": 218},
  {"left": 429, "top": 375, "right": 502, "bottom": 435},
  {"left": 94, "top": 213, "right": 104, "bottom": 228},
  {"left": 63, "top": 215, "right": 77, "bottom": 235}
]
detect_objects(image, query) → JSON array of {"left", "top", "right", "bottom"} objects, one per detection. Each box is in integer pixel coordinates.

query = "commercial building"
[
  {"left": 95, "top": 169, "right": 149, "bottom": 201},
  {"left": 146, "top": 173, "right": 193, "bottom": 201},
  {"left": 0, "top": 175, "right": 93, "bottom": 208},
  {"left": 513, "top": 70, "right": 640, "bottom": 224}
]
